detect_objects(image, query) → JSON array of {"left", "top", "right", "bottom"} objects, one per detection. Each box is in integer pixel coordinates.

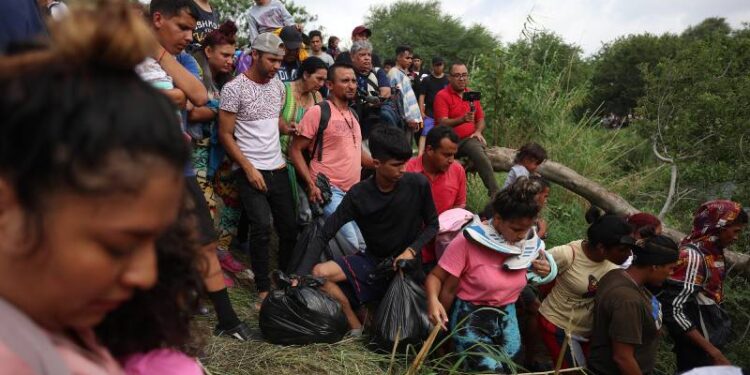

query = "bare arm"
[
  {"left": 683, "top": 329, "right": 731, "bottom": 365},
  {"left": 188, "top": 106, "right": 216, "bottom": 123},
  {"left": 163, "top": 88, "right": 187, "bottom": 109},
  {"left": 418, "top": 93, "right": 426, "bottom": 117},
  {"left": 278, "top": 116, "right": 298, "bottom": 136},
  {"left": 438, "top": 275, "right": 459, "bottom": 311},
  {"left": 474, "top": 118, "right": 486, "bottom": 134},
  {"left": 438, "top": 113, "right": 472, "bottom": 128},
  {"left": 289, "top": 135, "right": 323, "bottom": 203},
  {"left": 156, "top": 47, "right": 208, "bottom": 106},
  {"left": 361, "top": 148, "right": 375, "bottom": 169},
  {"left": 426, "top": 266, "right": 451, "bottom": 330},
  {"left": 611, "top": 341, "right": 642, "bottom": 375}
]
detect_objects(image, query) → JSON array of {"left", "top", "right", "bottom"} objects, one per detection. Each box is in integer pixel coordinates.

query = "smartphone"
[{"left": 462, "top": 91, "right": 481, "bottom": 102}]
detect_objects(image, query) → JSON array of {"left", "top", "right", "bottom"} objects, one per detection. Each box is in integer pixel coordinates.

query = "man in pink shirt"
[
  {"left": 289, "top": 63, "right": 374, "bottom": 249},
  {"left": 405, "top": 125, "right": 467, "bottom": 264}
]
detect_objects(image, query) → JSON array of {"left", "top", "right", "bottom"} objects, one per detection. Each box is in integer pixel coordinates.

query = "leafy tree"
[
  {"left": 365, "top": 0, "right": 498, "bottom": 65},
  {"left": 588, "top": 33, "right": 681, "bottom": 116},
  {"left": 505, "top": 30, "right": 589, "bottom": 93},
  {"left": 637, "top": 23, "right": 750, "bottom": 215},
  {"left": 682, "top": 17, "right": 732, "bottom": 41}
]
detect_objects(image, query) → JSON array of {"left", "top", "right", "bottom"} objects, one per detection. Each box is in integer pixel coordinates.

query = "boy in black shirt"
[{"left": 311, "top": 126, "right": 439, "bottom": 333}]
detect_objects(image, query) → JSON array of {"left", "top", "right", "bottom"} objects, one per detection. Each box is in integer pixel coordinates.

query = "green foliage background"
[{"left": 365, "top": 1, "right": 498, "bottom": 64}]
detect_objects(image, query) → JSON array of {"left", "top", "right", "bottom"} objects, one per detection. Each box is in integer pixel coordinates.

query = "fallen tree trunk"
[{"left": 483, "top": 146, "right": 750, "bottom": 277}]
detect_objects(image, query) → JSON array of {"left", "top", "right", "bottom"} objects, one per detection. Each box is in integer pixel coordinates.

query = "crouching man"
[{"left": 310, "top": 126, "right": 439, "bottom": 335}]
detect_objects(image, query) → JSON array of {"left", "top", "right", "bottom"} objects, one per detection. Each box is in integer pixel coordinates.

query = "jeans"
[
  {"left": 235, "top": 168, "right": 298, "bottom": 292},
  {"left": 323, "top": 186, "right": 365, "bottom": 251},
  {"left": 458, "top": 137, "right": 499, "bottom": 197}
]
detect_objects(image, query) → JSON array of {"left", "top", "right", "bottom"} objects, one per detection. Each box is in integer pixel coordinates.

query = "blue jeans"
[{"left": 323, "top": 185, "right": 365, "bottom": 251}]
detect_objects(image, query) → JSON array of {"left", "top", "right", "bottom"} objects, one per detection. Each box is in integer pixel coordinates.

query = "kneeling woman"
[
  {"left": 425, "top": 180, "right": 551, "bottom": 372},
  {"left": 588, "top": 235, "right": 679, "bottom": 375}
]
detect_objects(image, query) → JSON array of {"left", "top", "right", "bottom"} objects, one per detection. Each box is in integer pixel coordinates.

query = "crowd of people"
[{"left": 0, "top": 0, "right": 748, "bottom": 374}]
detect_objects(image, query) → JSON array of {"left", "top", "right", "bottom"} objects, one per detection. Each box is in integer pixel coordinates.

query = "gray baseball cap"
[{"left": 252, "top": 32, "right": 285, "bottom": 55}]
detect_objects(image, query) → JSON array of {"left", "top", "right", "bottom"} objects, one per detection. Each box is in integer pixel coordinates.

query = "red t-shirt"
[
  {"left": 432, "top": 86, "right": 484, "bottom": 139},
  {"left": 405, "top": 156, "right": 467, "bottom": 262}
]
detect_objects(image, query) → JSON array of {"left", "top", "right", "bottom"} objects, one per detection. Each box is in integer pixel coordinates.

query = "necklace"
[{"left": 332, "top": 101, "right": 357, "bottom": 145}]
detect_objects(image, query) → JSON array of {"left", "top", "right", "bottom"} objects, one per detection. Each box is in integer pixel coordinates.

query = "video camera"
[{"left": 356, "top": 85, "right": 382, "bottom": 108}]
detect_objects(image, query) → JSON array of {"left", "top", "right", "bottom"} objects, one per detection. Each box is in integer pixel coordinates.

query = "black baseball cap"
[
  {"left": 588, "top": 214, "right": 640, "bottom": 249},
  {"left": 279, "top": 25, "right": 302, "bottom": 49},
  {"left": 432, "top": 56, "right": 445, "bottom": 65}
]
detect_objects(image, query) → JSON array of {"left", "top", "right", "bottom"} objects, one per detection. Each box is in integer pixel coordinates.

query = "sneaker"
[
  {"left": 214, "top": 321, "right": 252, "bottom": 341},
  {"left": 503, "top": 229, "right": 544, "bottom": 270},
  {"left": 217, "top": 249, "right": 248, "bottom": 274},
  {"left": 463, "top": 220, "right": 523, "bottom": 255},
  {"left": 345, "top": 328, "right": 363, "bottom": 338}
]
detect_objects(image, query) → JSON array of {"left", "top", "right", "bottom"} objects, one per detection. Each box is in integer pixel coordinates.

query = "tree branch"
[{"left": 484, "top": 146, "right": 750, "bottom": 279}]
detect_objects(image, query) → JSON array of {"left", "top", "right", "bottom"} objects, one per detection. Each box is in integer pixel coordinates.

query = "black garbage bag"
[
  {"left": 286, "top": 217, "right": 359, "bottom": 275},
  {"left": 369, "top": 260, "right": 432, "bottom": 352},
  {"left": 259, "top": 272, "right": 348, "bottom": 345}
]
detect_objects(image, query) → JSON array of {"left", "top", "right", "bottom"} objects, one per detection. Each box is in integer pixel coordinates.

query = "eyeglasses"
[{"left": 451, "top": 73, "right": 469, "bottom": 79}]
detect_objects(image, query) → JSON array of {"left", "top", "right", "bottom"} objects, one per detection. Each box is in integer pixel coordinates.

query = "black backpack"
[{"left": 309, "top": 100, "right": 359, "bottom": 162}]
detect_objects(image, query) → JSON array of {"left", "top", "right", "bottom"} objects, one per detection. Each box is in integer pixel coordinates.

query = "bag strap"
[
  {"left": 310, "top": 101, "right": 331, "bottom": 162},
  {"left": 366, "top": 71, "right": 380, "bottom": 93}
]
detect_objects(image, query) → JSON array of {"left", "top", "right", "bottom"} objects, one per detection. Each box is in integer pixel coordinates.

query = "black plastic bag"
[
  {"left": 287, "top": 218, "right": 359, "bottom": 276},
  {"left": 259, "top": 272, "right": 348, "bottom": 345},
  {"left": 370, "top": 260, "right": 432, "bottom": 352}
]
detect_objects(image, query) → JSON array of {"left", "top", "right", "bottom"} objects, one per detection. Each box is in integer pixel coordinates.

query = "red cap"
[{"left": 351, "top": 25, "right": 372, "bottom": 38}]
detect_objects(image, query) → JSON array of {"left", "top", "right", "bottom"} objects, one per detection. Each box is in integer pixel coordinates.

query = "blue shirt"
[
  {"left": 177, "top": 51, "right": 202, "bottom": 177},
  {"left": 0, "top": 0, "right": 46, "bottom": 53}
]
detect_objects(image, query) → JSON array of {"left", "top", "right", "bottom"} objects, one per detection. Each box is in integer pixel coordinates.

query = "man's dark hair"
[
  {"left": 395, "top": 45, "right": 412, "bottom": 57},
  {"left": 327, "top": 62, "right": 354, "bottom": 82},
  {"left": 369, "top": 126, "right": 412, "bottom": 162},
  {"left": 149, "top": 0, "right": 199, "bottom": 19},
  {"left": 308, "top": 30, "right": 323, "bottom": 40},
  {"left": 514, "top": 142, "right": 548, "bottom": 164},
  {"left": 449, "top": 61, "right": 467, "bottom": 74},
  {"left": 384, "top": 58, "right": 396, "bottom": 67},
  {"left": 413, "top": 54, "right": 421, "bottom": 60},
  {"left": 425, "top": 126, "right": 459, "bottom": 150}
]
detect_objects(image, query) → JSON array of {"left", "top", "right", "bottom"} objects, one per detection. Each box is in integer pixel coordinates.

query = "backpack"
[
  {"left": 356, "top": 69, "right": 408, "bottom": 131},
  {"left": 435, "top": 208, "right": 478, "bottom": 260},
  {"left": 308, "top": 100, "right": 359, "bottom": 162}
]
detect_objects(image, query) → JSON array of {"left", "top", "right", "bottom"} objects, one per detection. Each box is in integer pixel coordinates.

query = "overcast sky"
[{"left": 295, "top": 0, "right": 750, "bottom": 55}]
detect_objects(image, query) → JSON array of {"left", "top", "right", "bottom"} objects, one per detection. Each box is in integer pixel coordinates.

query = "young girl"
[
  {"left": 503, "top": 142, "right": 548, "bottom": 189},
  {"left": 0, "top": 2, "right": 189, "bottom": 372},
  {"left": 538, "top": 213, "right": 637, "bottom": 368},
  {"left": 426, "top": 179, "right": 552, "bottom": 372}
]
